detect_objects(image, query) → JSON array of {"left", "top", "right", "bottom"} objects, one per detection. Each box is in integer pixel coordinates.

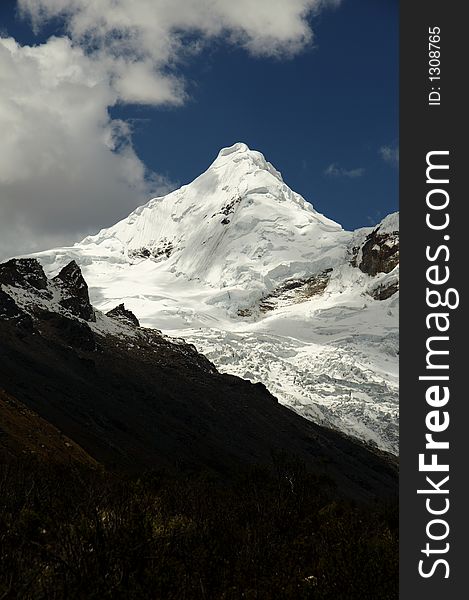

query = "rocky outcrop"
[
  {"left": 370, "top": 282, "right": 399, "bottom": 301},
  {"left": 106, "top": 303, "right": 140, "bottom": 327},
  {"left": 0, "top": 258, "right": 95, "bottom": 324},
  {"left": 347, "top": 215, "right": 399, "bottom": 301},
  {"left": 52, "top": 260, "right": 95, "bottom": 321},
  {"left": 128, "top": 239, "right": 174, "bottom": 262},
  {"left": 0, "top": 289, "right": 33, "bottom": 331},
  {"left": 40, "top": 311, "right": 96, "bottom": 351},
  {"left": 259, "top": 269, "right": 332, "bottom": 312},
  {"left": 357, "top": 228, "right": 399, "bottom": 277},
  {"left": 0, "top": 258, "right": 49, "bottom": 291}
]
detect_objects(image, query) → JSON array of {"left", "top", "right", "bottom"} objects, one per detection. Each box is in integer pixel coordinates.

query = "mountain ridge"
[{"left": 0, "top": 257, "right": 397, "bottom": 501}]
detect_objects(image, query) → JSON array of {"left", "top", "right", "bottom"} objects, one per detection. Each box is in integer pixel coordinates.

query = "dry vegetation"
[{"left": 0, "top": 454, "right": 398, "bottom": 599}]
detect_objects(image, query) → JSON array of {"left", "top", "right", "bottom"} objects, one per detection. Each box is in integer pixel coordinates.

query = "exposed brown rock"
[
  {"left": 370, "top": 282, "right": 399, "bottom": 301},
  {"left": 260, "top": 269, "right": 332, "bottom": 312},
  {"left": 358, "top": 230, "right": 399, "bottom": 277}
]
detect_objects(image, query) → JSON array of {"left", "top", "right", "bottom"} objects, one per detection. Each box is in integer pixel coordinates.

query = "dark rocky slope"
[
  {"left": 0, "top": 258, "right": 397, "bottom": 500},
  {"left": 0, "top": 389, "right": 97, "bottom": 466}
]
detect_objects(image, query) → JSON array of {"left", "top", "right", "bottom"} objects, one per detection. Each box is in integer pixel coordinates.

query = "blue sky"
[
  {"left": 121, "top": 0, "right": 399, "bottom": 229},
  {"left": 0, "top": 0, "right": 398, "bottom": 258}
]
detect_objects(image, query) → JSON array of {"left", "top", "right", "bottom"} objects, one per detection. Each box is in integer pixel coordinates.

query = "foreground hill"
[{"left": 0, "top": 257, "right": 397, "bottom": 501}]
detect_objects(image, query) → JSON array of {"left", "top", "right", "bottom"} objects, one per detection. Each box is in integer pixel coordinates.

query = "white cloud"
[
  {"left": 17, "top": 0, "right": 341, "bottom": 107},
  {"left": 379, "top": 145, "right": 399, "bottom": 166},
  {"left": 19, "top": 1, "right": 340, "bottom": 62},
  {"left": 1, "top": 0, "right": 341, "bottom": 259},
  {"left": 324, "top": 163, "right": 364, "bottom": 178},
  {"left": 0, "top": 36, "right": 173, "bottom": 259}
]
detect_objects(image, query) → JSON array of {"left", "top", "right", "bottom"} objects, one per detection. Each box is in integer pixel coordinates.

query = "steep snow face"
[
  {"left": 28, "top": 143, "right": 399, "bottom": 454},
  {"left": 81, "top": 142, "right": 347, "bottom": 295}
]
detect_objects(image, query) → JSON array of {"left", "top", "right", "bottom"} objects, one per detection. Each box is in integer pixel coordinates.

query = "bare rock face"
[
  {"left": 259, "top": 269, "right": 333, "bottom": 313},
  {"left": 128, "top": 239, "right": 174, "bottom": 262},
  {"left": 106, "top": 303, "right": 140, "bottom": 327},
  {"left": 52, "top": 260, "right": 95, "bottom": 322},
  {"left": 358, "top": 229, "right": 399, "bottom": 277},
  {"left": 0, "top": 259, "right": 47, "bottom": 330},
  {"left": 41, "top": 311, "right": 96, "bottom": 352},
  {"left": 0, "top": 289, "right": 33, "bottom": 331},
  {"left": 0, "top": 258, "right": 49, "bottom": 291},
  {"left": 0, "top": 258, "right": 95, "bottom": 323},
  {"left": 346, "top": 217, "right": 399, "bottom": 301},
  {"left": 0, "top": 288, "right": 21, "bottom": 320},
  {"left": 370, "top": 282, "right": 399, "bottom": 301}
]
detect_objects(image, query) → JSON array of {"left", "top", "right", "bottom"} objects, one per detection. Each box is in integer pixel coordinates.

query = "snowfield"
[{"left": 28, "top": 143, "right": 399, "bottom": 454}]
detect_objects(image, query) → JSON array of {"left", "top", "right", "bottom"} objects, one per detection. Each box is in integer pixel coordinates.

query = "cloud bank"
[
  {"left": 0, "top": 0, "right": 339, "bottom": 259},
  {"left": 0, "top": 36, "right": 174, "bottom": 258}
]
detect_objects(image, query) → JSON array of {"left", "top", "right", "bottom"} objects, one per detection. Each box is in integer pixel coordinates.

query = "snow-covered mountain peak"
[
  {"left": 74, "top": 144, "right": 345, "bottom": 293},
  {"left": 217, "top": 141, "right": 250, "bottom": 156},
  {"left": 212, "top": 141, "right": 284, "bottom": 183}
]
